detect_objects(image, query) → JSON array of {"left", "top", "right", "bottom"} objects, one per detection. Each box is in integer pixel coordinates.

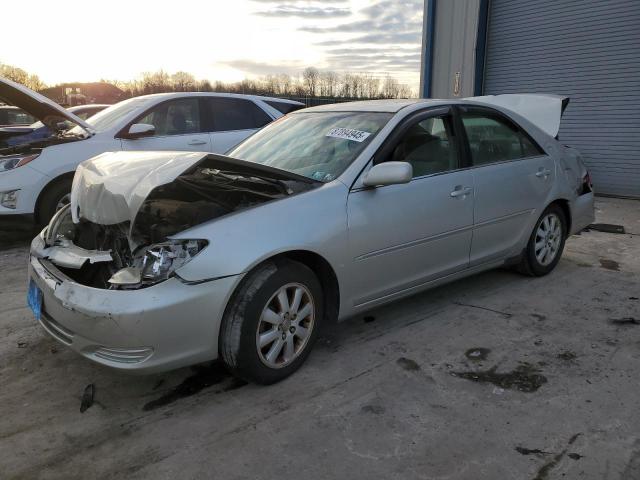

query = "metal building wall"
[
  {"left": 430, "top": 0, "right": 481, "bottom": 99},
  {"left": 483, "top": 0, "right": 640, "bottom": 197}
]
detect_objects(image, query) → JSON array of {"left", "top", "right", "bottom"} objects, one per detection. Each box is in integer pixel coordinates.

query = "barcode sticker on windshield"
[{"left": 326, "top": 127, "right": 371, "bottom": 142}]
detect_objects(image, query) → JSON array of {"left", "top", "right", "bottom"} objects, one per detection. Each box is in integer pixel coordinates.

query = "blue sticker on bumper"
[{"left": 27, "top": 279, "right": 43, "bottom": 321}]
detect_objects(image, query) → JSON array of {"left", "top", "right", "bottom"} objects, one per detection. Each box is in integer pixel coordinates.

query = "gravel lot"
[{"left": 1, "top": 197, "right": 638, "bottom": 480}]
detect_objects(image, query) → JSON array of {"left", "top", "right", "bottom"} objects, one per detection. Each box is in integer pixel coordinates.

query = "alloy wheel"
[
  {"left": 535, "top": 213, "right": 562, "bottom": 266},
  {"left": 256, "top": 283, "right": 315, "bottom": 369}
]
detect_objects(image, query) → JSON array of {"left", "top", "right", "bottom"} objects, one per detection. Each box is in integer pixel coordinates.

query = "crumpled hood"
[
  {"left": 71, "top": 151, "right": 208, "bottom": 225},
  {"left": 469, "top": 94, "right": 569, "bottom": 138},
  {"left": 0, "top": 76, "right": 93, "bottom": 134}
]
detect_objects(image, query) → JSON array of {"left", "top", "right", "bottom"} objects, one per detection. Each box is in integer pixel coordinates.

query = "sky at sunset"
[{"left": 2, "top": 0, "right": 423, "bottom": 88}]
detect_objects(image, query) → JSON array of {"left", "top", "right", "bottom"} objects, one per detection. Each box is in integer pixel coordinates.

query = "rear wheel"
[
  {"left": 37, "top": 179, "right": 72, "bottom": 226},
  {"left": 518, "top": 204, "right": 567, "bottom": 276},
  {"left": 219, "top": 260, "right": 323, "bottom": 384}
]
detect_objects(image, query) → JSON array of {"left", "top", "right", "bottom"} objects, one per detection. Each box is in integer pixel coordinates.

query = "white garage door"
[{"left": 483, "top": 0, "right": 640, "bottom": 197}]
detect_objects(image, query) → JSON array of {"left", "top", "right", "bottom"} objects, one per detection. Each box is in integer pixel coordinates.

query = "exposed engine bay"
[
  {"left": 0, "top": 133, "right": 83, "bottom": 152},
  {"left": 35, "top": 154, "right": 316, "bottom": 290}
]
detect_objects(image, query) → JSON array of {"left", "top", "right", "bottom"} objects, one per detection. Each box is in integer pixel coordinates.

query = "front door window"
[
  {"left": 387, "top": 115, "right": 459, "bottom": 177},
  {"left": 137, "top": 98, "right": 201, "bottom": 136}
]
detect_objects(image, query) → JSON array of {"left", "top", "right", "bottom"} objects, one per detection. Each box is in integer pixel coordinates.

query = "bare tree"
[
  {"left": 381, "top": 76, "right": 400, "bottom": 99},
  {"left": 1, "top": 62, "right": 415, "bottom": 104},
  {"left": 319, "top": 70, "right": 339, "bottom": 97},
  {"left": 396, "top": 83, "right": 413, "bottom": 99},
  {"left": 0, "top": 63, "right": 46, "bottom": 91},
  {"left": 171, "top": 71, "right": 196, "bottom": 92},
  {"left": 139, "top": 70, "right": 171, "bottom": 94},
  {"left": 340, "top": 73, "right": 352, "bottom": 97},
  {"left": 348, "top": 74, "right": 363, "bottom": 98},
  {"left": 197, "top": 79, "right": 213, "bottom": 92},
  {"left": 302, "top": 67, "right": 320, "bottom": 97},
  {"left": 362, "top": 74, "right": 380, "bottom": 99},
  {"left": 276, "top": 74, "right": 293, "bottom": 96}
]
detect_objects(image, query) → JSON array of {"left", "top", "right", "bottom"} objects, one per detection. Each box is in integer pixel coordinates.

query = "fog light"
[{"left": 0, "top": 189, "right": 19, "bottom": 209}]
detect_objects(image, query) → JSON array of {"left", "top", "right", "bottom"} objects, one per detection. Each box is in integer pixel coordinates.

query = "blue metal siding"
[
  {"left": 420, "top": 0, "right": 437, "bottom": 98},
  {"left": 474, "top": 0, "right": 490, "bottom": 96},
  {"left": 483, "top": 0, "right": 640, "bottom": 197}
]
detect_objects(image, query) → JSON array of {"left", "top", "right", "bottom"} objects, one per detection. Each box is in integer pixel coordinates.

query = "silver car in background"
[{"left": 28, "top": 95, "right": 595, "bottom": 384}]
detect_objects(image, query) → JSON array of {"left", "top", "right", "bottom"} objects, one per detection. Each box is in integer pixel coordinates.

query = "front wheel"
[
  {"left": 219, "top": 260, "right": 323, "bottom": 384},
  {"left": 518, "top": 204, "right": 567, "bottom": 276},
  {"left": 37, "top": 179, "right": 72, "bottom": 226}
]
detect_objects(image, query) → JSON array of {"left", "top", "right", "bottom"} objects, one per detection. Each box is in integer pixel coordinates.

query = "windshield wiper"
[{"left": 205, "top": 168, "right": 295, "bottom": 195}]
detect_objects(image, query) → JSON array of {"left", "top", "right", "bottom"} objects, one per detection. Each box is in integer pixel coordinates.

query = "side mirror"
[
  {"left": 125, "top": 123, "right": 155, "bottom": 139},
  {"left": 362, "top": 161, "right": 413, "bottom": 187}
]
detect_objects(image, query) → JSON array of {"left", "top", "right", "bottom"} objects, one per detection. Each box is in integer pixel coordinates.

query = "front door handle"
[
  {"left": 188, "top": 140, "right": 207, "bottom": 146},
  {"left": 536, "top": 168, "right": 552, "bottom": 178},
  {"left": 450, "top": 186, "right": 473, "bottom": 198}
]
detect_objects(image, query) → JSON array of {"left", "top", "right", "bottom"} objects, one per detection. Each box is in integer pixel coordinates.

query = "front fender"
[
  {"left": 172, "top": 181, "right": 350, "bottom": 284},
  {"left": 0, "top": 163, "right": 50, "bottom": 214}
]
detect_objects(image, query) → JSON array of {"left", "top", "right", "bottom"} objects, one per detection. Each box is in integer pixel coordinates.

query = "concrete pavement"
[{"left": 0, "top": 196, "right": 638, "bottom": 479}]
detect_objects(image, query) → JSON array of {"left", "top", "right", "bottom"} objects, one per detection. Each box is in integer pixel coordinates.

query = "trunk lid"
[{"left": 470, "top": 94, "right": 569, "bottom": 138}]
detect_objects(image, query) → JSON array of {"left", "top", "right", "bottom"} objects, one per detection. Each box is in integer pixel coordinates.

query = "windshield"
[
  {"left": 29, "top": 107, "right": 101, "bottom": 130},
  {"left": 68, "top": 97, "right": 148, "bottom": 135},
  {"left": 228, "top": 111, "right": 392, "bottom": 182}
]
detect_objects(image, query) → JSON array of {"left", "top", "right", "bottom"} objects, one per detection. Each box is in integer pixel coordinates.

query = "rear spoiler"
[{"left": 466, "top": 94, "right": 569, "bottom": 138}]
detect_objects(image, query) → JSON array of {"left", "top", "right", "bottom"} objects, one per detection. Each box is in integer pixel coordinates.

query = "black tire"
[
  {"left": 37, "top": 178, "right": 72, "bottom": 226},
  {"left": 219, "top": 259, "right": 323, "bottom": 384},
  {"left": 518, "top": 204, "right": 567, "bottom": 277}
]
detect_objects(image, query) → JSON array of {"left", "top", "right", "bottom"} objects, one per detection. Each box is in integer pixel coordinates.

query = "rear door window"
[
  {"left": 265, "top": 100, "right": 304, "bottom": 115},
  {"left": 206, "top": 98, "right": 273, "bottom": 132},
  {"left": 460, "top": 109, "right": 544, "bottom": 166}
]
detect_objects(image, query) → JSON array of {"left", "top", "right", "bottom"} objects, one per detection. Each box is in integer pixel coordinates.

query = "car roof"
[
  {"left": 68, "top": 104, "right": 110, "bottom": 111},
  {"left": 131, "top": 92, "right": 304, "bottom": 106},
  {"left": 300, "top": 99, "right": 447, "bottom": 113}
]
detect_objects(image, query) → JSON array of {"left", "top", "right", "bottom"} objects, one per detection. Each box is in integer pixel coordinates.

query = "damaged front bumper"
[{"left": 29, "top": 236, "right": 243, "bottom": 373}]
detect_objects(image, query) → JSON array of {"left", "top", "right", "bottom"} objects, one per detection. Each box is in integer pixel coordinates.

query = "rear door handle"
[
  {"left": 536, "top": 168, "right": 552, "bottom": 178},
  {"left": 188, "top": 140, "right": 207, "bottom": 146},
  {"left": 450, "top": 186, "right": 473, "bottom": 198}
]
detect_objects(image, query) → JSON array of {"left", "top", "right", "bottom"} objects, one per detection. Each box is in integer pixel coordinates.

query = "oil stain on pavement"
[
  {"left": 610, "top": 317, "right": 639, "bottom": 326},
  {"left": 396, "top": 357, "right": 421, "bottom": 371},
  {"left": 530, "top": 433, "right": 582, "bottom": 480},
  {"left": 451, "top": 362, "right": 547, "bottom": 392},
  {"left": 143, "top": 363, "right": 247, "bottom": 411},
  {"left": 557, "top": 351, "right": 577, "bottom": 361},
  {"left": 465, "top": 347, "right": 491, "bottom": 361},
  {"left": 515, "top": 446, "right": 551, "bottom": 456},
  {"left": 599, "top": 258, "right": 620, "bottom": 271}
]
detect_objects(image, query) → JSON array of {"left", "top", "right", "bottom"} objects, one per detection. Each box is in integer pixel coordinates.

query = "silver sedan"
[{"left": 28, "top": 95, "right": 595, "bottom": 383}]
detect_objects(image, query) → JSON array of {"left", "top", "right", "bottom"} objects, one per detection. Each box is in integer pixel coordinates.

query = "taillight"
[{"left": 580, "top": 171, "right": 592, "bottom": 195}]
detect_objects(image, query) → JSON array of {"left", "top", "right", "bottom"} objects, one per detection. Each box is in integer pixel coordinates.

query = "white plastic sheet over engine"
[{"left": 70, "top": 151, "right": 207, "bottom": 225}]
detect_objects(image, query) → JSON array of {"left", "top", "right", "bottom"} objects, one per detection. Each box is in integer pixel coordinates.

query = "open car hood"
[
  {"left": 71, "top": 151, "right": 208, "bottom": 225},
  {"left": 0, "top": 76, "right": 94, "bottom": 134},
  {"left": 469, "top": 94, "right": 569, "bottom": 138},
  {"left": 71, "top": 150, "right": 316, "bottom": 227}
]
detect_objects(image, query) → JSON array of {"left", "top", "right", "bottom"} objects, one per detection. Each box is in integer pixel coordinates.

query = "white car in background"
[{"left": 0, "top": 77, "right": 303, "bottom": 223}]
